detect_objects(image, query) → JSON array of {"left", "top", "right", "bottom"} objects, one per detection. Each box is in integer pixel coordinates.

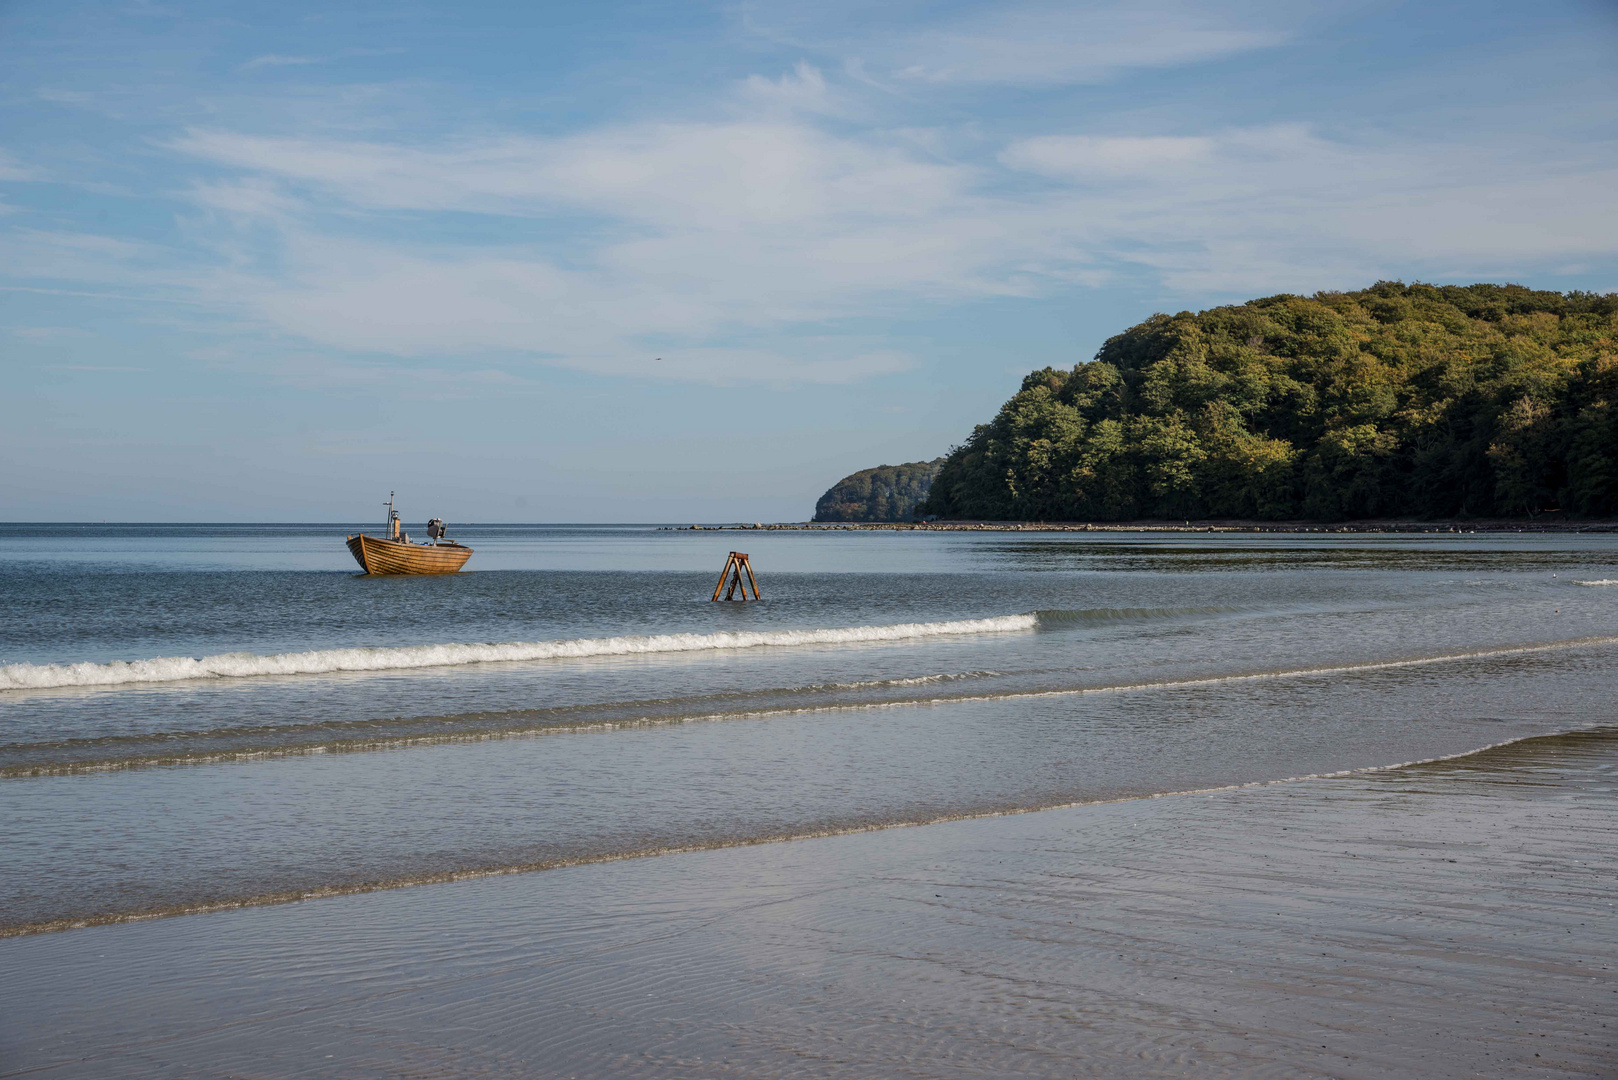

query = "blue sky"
[{"left": 3, "top": 0, "right": 1616, "bottom": 521}]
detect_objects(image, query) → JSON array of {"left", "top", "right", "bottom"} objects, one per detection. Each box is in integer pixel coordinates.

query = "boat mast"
[{"left": 385, "top": 491, "right": 397, "bottom": 540}]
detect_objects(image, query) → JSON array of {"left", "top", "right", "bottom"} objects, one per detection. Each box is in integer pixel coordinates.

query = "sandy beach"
[
  {"left": 3, "top": 728, "right": 1612, "bottom": 1079},
  {"left": 9, "top": 0, "right": 1618, "bottom": 1073}
]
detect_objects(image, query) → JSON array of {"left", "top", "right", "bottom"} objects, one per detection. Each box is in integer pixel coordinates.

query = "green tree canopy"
[
  {"left": 919, "top": 283, "right": 1618, "bottom": 521},
  {"left": 814, "top": 459, "right": 946, "bottom": 522}
]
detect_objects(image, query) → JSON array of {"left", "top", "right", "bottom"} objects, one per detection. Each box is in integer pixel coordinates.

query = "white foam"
[
  {"left": 0, "top": 615, "right": 1039, "bottom": 691},
  {"left": 1574, "top": 579, "right": 1618, "bottom": 586}
]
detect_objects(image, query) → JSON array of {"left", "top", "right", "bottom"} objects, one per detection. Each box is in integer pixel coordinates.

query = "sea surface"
[{"left": 2, "top": 523, "right": 1616, "bottom": 935}]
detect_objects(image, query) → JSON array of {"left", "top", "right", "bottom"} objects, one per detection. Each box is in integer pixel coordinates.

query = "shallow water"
[
  {"left": 5, "top": 728, "right": 1614, "bottom": 1078},
  {"left": 2, "top": 524, "right": 1616, "bottom": 933}
]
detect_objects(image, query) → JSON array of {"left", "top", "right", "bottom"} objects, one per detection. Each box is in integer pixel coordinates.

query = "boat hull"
[{"left": 346, "top": 534, "right": 473, "bottom": 575}]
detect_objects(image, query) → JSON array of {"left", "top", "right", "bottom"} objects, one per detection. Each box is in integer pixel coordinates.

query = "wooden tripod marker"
[{"left": 711, "top": 551, "right": 761, "bottom": 601}]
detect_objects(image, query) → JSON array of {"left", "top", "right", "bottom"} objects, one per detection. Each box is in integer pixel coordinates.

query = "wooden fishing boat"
[{"left": 346, "top": 493, "right": 473, "bottom": 575}]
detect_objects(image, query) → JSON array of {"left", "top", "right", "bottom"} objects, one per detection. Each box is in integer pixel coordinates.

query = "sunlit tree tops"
[{"left": 919, "top": 283, "right": 1618, "bottom": 521}]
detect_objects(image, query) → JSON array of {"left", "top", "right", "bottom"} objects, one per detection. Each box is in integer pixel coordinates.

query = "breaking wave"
[
  {"left": 1574, "top": 579, "right": 1618, "bottom": 586},
  {"left": 0, "top": 615, "right": 1040, "bottom": 691},
  {"left": 7, "top": 635, "right": 1616, "bottom": 777}
]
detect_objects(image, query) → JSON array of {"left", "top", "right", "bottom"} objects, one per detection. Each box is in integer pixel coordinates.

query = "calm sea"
[{"left": 2, "top": 523, "right": 1615, "bottom": 933}]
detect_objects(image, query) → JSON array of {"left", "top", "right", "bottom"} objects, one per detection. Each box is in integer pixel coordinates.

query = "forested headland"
[
  {"left": 918, "top": 282, "right": 1618, "bottom": 522},
  {"left": 814, "top": 459, "right": 945, "bottom": 522}
]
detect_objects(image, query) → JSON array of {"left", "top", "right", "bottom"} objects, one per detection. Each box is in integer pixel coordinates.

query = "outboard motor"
[{"left": 426, "top": 518, "right": 447, "bottom": 542}]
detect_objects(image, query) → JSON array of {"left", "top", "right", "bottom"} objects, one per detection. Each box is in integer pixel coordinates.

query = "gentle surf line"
[
  {"left": 0, "top": 616, "right": 1039, "bottom": 691},
  {"left": 4, "top": 725, "right": 1607, "bottom": 939},
  {"left": 6, "top": 636, "right": 1612, "bottom": 778},
  {"left": 0, "top": 606, "right": 1236, "bottom": 692}
]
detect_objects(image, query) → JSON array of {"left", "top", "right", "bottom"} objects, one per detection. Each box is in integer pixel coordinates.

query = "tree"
[
  {"left": 813, "top": 459, "right": 947, "bottom": 522},
  {"left": 917, "top": 282, "right": 1618, "bottom": 521}
]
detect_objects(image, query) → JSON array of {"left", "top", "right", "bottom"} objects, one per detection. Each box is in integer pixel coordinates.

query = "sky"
[{"left": 2, "top": 0, "right": 1617, "bottom": 522}]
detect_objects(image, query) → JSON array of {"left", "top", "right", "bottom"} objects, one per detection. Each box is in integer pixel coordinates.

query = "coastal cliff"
[{"left": 813, "top": 459, "right": 945, "bottom": 522}]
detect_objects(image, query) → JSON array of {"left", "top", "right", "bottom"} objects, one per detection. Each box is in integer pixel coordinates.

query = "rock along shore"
[{"left": 669, "top": 518, "right": 1618, "bottom": 533}]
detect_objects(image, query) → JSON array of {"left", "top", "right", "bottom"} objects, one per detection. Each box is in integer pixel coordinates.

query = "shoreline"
[
  {"left": 4, "top": 723, "right": 1597, "bottom": 937},
  {"left": 677, "top": 517, "right": 1618, "bottom": 533},
  {"left": 5, "top": 728, "right": 1613, "bottom": 1077}
]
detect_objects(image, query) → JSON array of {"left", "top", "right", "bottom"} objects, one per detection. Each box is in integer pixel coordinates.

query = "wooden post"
[
  {"left": 712, "top": 552, "right": 760, "bottom": 600},
  {"left": 712, "top": 553, "right": 737, "bottom": 601}
]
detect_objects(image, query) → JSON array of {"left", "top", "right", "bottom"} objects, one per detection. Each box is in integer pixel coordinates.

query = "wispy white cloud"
[
  {"left": 240, "top": 47, "right": 405, "bottom": 71},
  {"left": 162, "top": 115, "right": 1017, "bottom": 383},
  {"left": 170, "top": 118, "right": 973, "bottom": 229},
  {"left": 138, "top": 99, "right": 1618, "bottom": 379},
  {"left": 195, "top": 229, "right": 930, "bottom": 384},
  {"left": 11, "top": 1, "right": 1617, "bottom": 389},
  {"left": 51, "top": 363, "right": 149, "bottom": 371},
  {"left": 2, "top": 0, "right": 1614, "bottom": 518},
  {"left": 35, "top": 88, "right": 99, "bottom": 107},
  {"left": 185, "top": 178, "right": 304, "bottom": 218},
  {"left": 0, "top": 230, "right": 218, "bottom": 309},
  {"left": 0, "top": 150, "right": 41, "bottom": 181},
  {"left": 1001, "top": 133, "right": 1217, "bottom": 177},
  {"left": 242, "top": 54, "right": 325, "bottom": 70},
  {"left": 736, "top": 63, "right": 850, "bottom": 118},
  {"left": 9, "top": 326, "right": 94, "bottom": 341},
  {"left": 0, "top": 228, "right": 149, "bottom": 278},
  {"left": 888, "top": 6, "right": 1288, "bottom": 85},
  {"left": 745, "top": 0, "right": 1296, "bottom": 87}
]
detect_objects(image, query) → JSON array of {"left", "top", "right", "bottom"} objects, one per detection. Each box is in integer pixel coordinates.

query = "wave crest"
[{"left": 0, "top": 615, "right": 1039, "bottom": 691}]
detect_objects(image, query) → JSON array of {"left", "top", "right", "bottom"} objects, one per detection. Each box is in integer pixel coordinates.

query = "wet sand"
[{"left": 2, "top": 731, "right": 1614, "bottom": 1078}]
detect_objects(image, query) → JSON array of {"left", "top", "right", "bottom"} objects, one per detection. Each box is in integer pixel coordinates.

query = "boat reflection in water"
[{"left": 346, "top": 493, "right": 473, "bottom": 575}]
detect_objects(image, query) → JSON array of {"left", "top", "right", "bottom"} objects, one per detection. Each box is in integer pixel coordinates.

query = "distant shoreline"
[{"left": 676, "top": 518, "right": 1618, "bottom": 533}]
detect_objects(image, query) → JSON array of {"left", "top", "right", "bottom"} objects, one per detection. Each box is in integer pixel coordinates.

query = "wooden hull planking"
[{"left": 346, "top": 534, "right": 473, "bottom": 575}]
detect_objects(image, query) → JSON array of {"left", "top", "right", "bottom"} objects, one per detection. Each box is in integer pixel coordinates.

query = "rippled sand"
[{"left": 3, "top": 730, "right": 1613, "bottom": 1078}]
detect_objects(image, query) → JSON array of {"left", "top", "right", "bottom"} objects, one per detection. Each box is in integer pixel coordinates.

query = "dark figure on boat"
[{"left": 345, "top": 493, "right": 473, "bottom": 575}]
